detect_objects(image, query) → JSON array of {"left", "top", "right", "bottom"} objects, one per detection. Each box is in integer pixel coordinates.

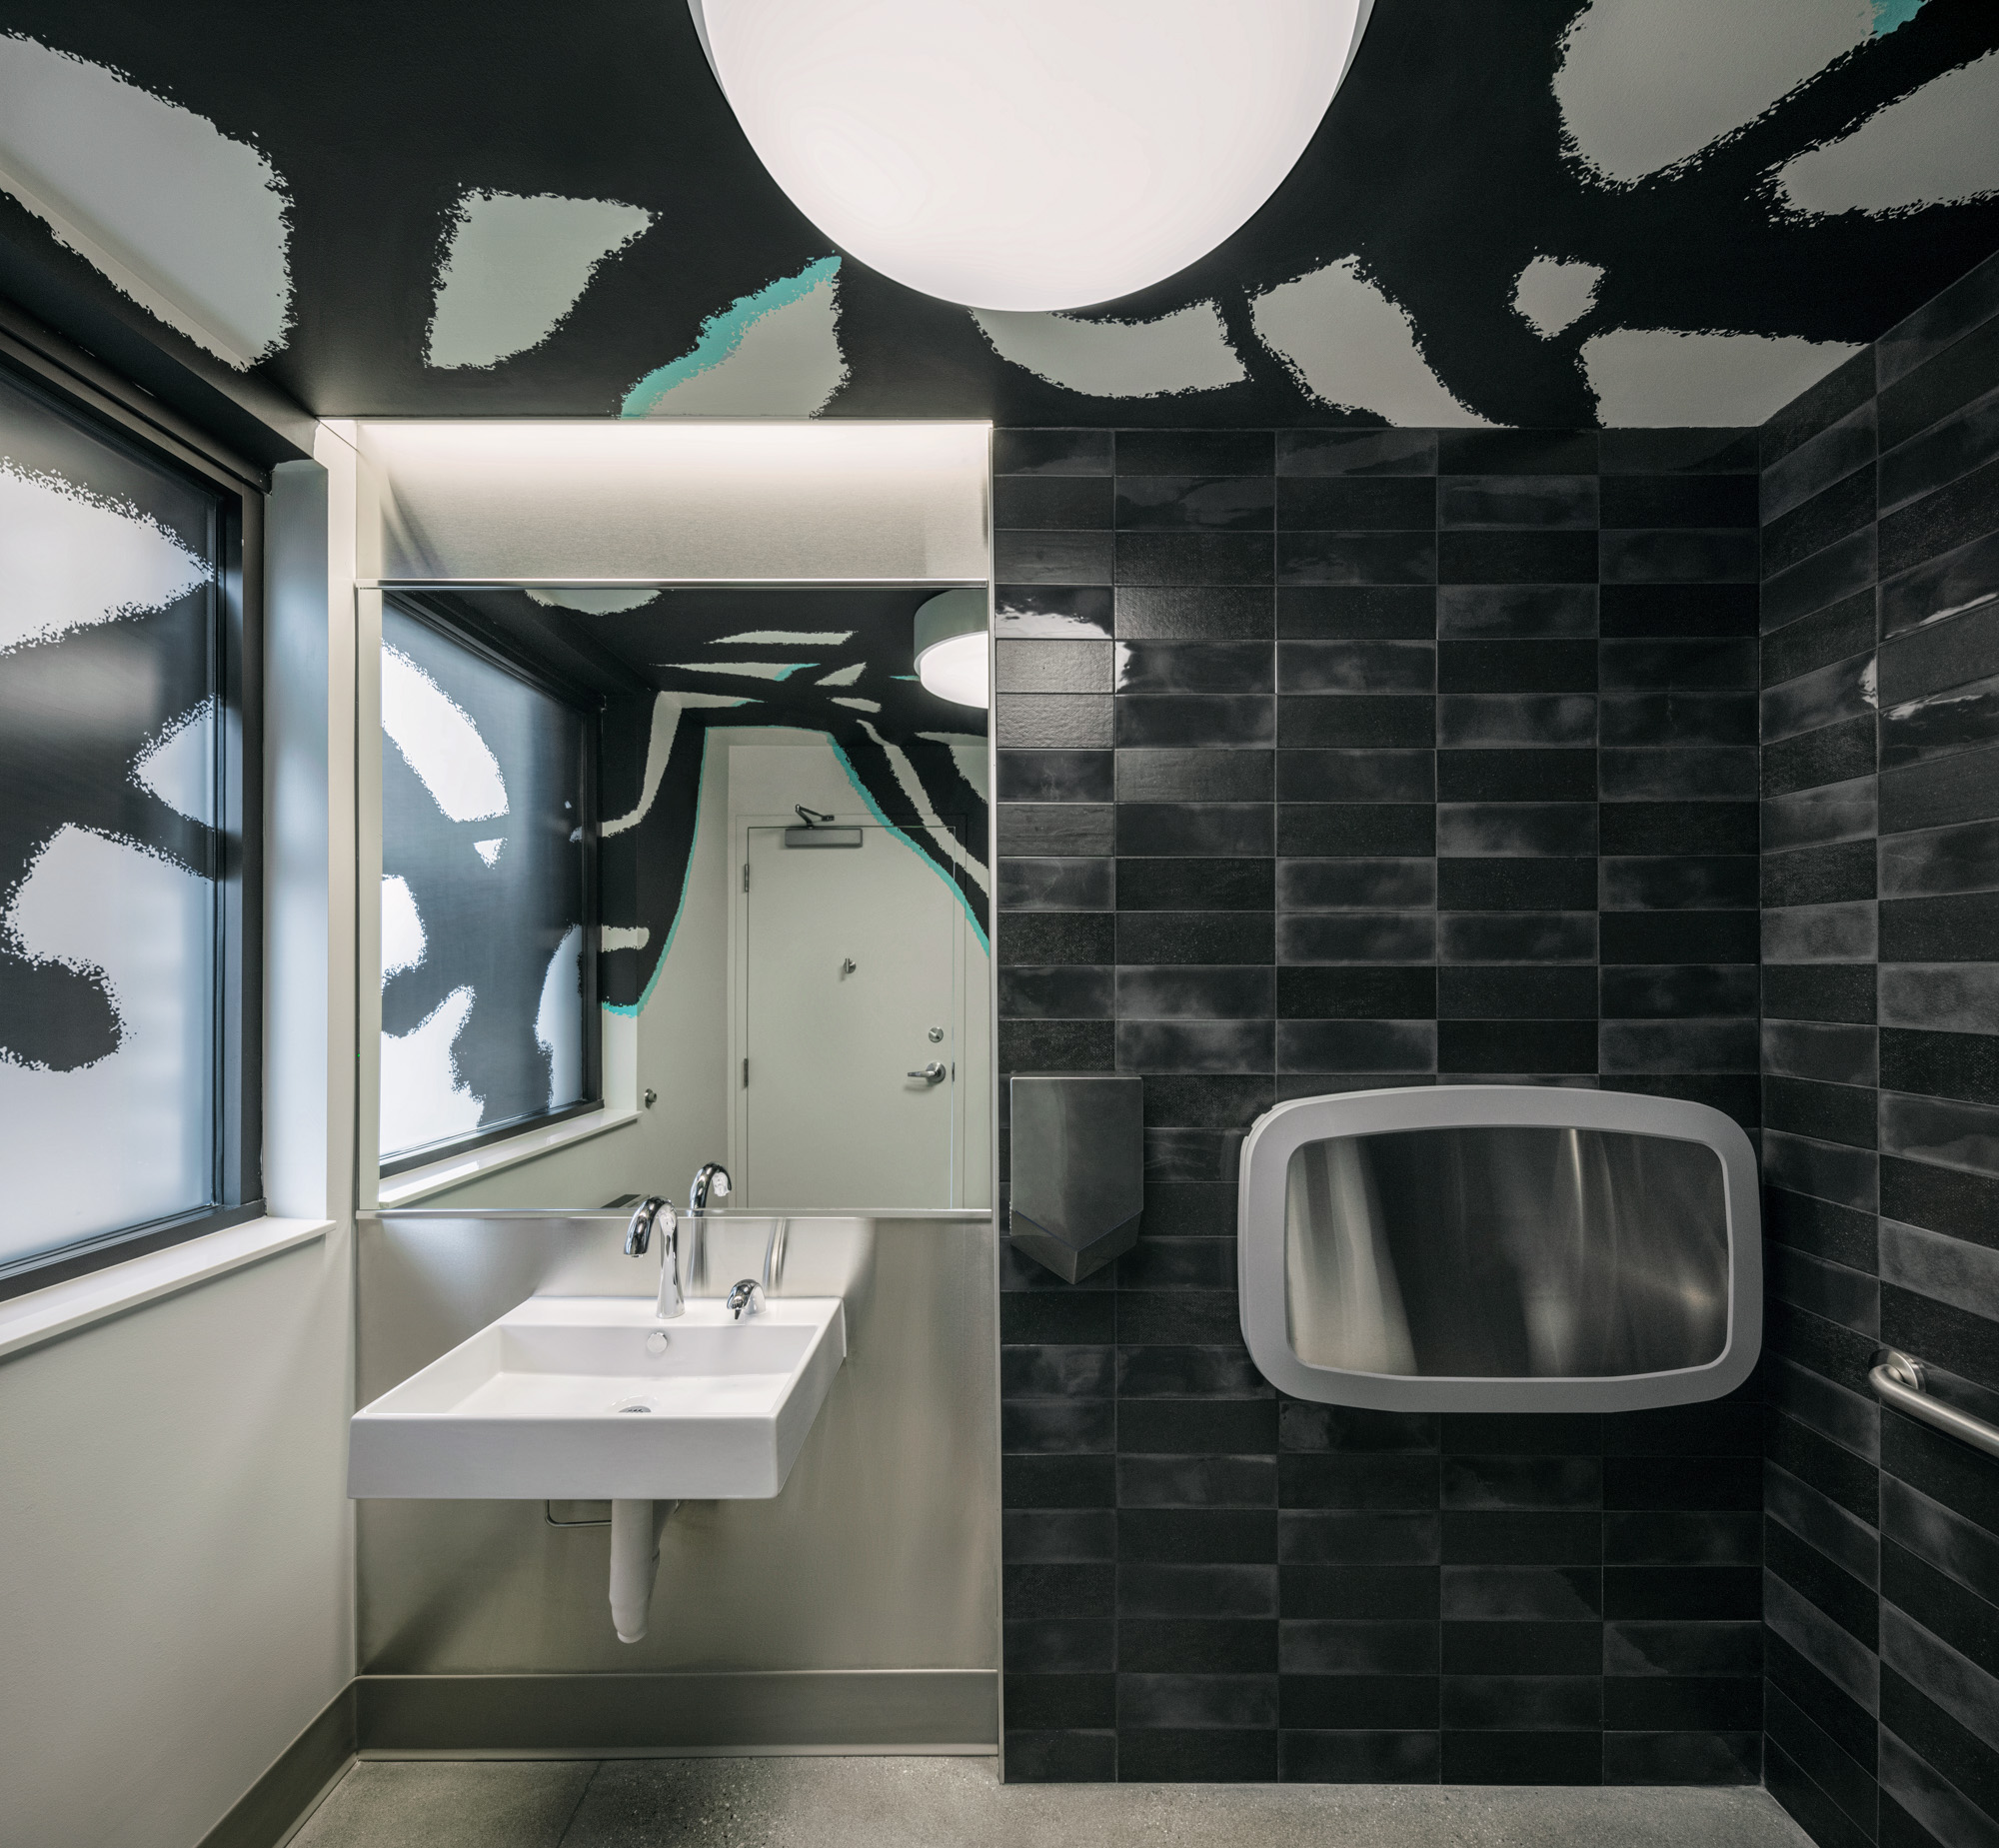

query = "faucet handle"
[
  {"left": 726, "top": 1278, "right": 766, "bottom": 1321},
  {"left": 625, "top": 1195, "right": 667, "bottom": 1255}
]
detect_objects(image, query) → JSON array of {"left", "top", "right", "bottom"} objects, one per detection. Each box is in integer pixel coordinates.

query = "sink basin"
[{"left": 348, "top": 1295, "right": 846, "bottom": 1501}]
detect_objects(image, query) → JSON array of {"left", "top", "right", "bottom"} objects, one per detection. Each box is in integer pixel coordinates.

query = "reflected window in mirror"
[{"left": 379, "top": 602, "right": 599, "bottom": 1173}]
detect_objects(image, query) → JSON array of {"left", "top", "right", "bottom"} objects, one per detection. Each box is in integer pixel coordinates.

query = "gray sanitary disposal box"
[{"left": 1008, "top": 1074, "right": 1143, "bottom": 1283}]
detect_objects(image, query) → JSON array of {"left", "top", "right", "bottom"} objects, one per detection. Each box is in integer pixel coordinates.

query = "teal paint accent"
[
  {"left": 830, "top": 741, "right": 991, "bottom": 953},
  {"left": 1871, "top": 0, "right": 1925, "bottom": 31},
  {"left": 771, "top": 664, "right": 816, "bottom": 681},
  {"left": 891, "top": 675, "right": 918, "bottom": 681},
  {"left": 606, "top": 732, "right": 712, "bottom": 1016},
  {"left": 621, "top": 256, "right": 841, "bottom": 417}
]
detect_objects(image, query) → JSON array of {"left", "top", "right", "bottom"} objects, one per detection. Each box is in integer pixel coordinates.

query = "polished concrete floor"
[{"left": 289, "top": 1755, "right": 1813, "bottom": 1848}]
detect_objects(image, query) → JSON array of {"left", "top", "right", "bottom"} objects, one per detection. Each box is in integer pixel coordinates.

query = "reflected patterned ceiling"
[{"left": 0, "top": 0, "right": 1995, "bottom": 428}]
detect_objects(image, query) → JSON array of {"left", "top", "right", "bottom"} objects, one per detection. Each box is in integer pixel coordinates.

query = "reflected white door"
[{"left": 743, "top": 825, "right": 959, "bottom": 1206}]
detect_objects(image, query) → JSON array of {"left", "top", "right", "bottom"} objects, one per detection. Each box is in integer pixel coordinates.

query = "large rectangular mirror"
[{"left": 351, "top": 423, "right": 993, "bottom": 1215}]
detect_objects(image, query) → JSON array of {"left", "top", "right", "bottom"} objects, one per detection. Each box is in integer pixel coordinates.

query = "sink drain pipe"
[{"left": 609, "top": 1498, "right": 677, "bottom": 1642}]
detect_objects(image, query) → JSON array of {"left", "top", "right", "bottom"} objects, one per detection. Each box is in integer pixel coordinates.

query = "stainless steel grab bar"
[{"left": 1871, "top": 1349, "right": 1999, "bottom": 1460}]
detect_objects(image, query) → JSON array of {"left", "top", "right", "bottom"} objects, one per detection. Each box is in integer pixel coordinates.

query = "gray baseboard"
[
  {"left": 356, "top": 1669, "right": 999, "bottom": 1757},
  {"left": 196, "top": 1685, "right": 355, "bottom": 1848}
]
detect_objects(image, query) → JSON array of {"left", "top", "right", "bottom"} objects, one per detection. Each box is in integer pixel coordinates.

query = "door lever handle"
[{"left": 908, "top": 1062, "right": 947, "bottom": 1084}]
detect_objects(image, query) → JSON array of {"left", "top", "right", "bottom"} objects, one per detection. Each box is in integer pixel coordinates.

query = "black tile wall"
[
  {"left": 1758, "top": 246, "right": 1999, "bottom": 1848},
  {"left": 995, "top": 424, "right": 1765, "bottom": 1783}
]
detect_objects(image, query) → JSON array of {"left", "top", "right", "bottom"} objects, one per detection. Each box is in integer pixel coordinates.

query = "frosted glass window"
[
  {"left": 0, "top": 364, "right": 225, "bottom": 1272},
  {"left": 380, "top": 605, "right": 594, "bottom": 1167}
]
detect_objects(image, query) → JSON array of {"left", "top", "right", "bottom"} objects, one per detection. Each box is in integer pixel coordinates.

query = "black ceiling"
[{"left": 4, "top": 0, "right": 1997, "bottom": 433}]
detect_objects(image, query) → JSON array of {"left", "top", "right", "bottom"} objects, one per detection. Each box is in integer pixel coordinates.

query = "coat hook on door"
[{"left": 841, "top": 957, "right": 858, "bottom": 976}]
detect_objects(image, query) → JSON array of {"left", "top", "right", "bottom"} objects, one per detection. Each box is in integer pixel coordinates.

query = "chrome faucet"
[
  {"left": 690, "top": 1162, "right": 732, "bottom": 1216},
  {"left": 726, "top": 1278, "right": 766, "bottom": 1321},
  {"left": 624, "top": 1195, "right": 684, "bottom": 1320}
]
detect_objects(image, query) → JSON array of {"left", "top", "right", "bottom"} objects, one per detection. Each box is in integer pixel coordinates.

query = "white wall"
[
  {"left": 0, "top": 434, "right": 360, "bottom": 1848},
  {"left": 0, "top": 1237, "right": 353, "bottom": 1847}
]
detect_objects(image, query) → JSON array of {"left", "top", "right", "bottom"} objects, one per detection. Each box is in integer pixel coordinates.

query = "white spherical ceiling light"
[{"left": 687, "top": 0, "right": 1375, "bottom": 313}]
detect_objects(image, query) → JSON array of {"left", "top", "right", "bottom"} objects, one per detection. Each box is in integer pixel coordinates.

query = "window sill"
[
  {"left": 377, "top": 1107, "right": 641, "bottom": 1207},
  {"left": 0, "top": 1215, "right": 334, "bottom": 1363}
]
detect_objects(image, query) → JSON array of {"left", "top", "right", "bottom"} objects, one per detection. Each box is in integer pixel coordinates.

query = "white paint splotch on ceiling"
[
  {"left": 624, "top": 256, "right": 847, "bottom": 416},
  {"left": 1512, "top": 258, "right": 1605, "bottom": 337},
  {"left": 426, "top": 190, "right": 655, "bottom": 369},
  {"left": 380, "top": 644, "right": 508, "bottom": 822},
  {"left": 1555, "top": 0, "right": 1878, "bottom": 185},
  {"left": 1582, "top": 328, "right": 1862, "bottom": 425},
  {"left": 1777, "top": 51, "right": 1999, "bottom": 216},
  {"left": 535, "top": 923, "right": 584, "bottom": 1109},
  {"left": 1249, "top": 259, "right": 1494, "bottom": 427},
  {"left": 971, "top": 301, "right": 1246, "bottom": 398},
  {"left": 0, "top": 461, "right": 209, "bottom": 656},
  {"left": 0, "top": 34, "right": 291, "bottom": 368}
]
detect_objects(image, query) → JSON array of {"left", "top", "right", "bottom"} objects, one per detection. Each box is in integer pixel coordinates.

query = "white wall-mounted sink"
[{"left": 347, "top": 1294, "right": 846, "bottom": 1502}]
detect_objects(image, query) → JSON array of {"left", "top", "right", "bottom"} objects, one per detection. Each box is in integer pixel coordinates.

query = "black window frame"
[
  {"left": 0, "top": 312, "right": 266, "bottom": 1302},
  {"left": 376, "top": 590, "right": 604, "bottom": 1179}
]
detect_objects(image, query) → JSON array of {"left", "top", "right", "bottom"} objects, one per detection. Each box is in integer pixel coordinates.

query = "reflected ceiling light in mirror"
[
  {"left": 686, "top": 0, "right": 1375, "bottom": 312},
  {"left": 914, "top": 589, "right": 988, "bottom": 708}
]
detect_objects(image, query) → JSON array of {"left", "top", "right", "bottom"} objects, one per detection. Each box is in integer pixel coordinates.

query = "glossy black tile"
[
  {"left": 1279, "top": 1454, "right": 1440, "bottom": 1510},
  {"left": 1117, "top": 431, "right": 1274, "bottom": 477},
  {"left": 1604, "top": 910, "right": 1759, "bottom": 963},
  {"left": 1764, "top": 468, "right": 1875, "bottom": 581},
  {"left": 1000, "top": 749, "right": 1115, "bottom": 804},
  {"left": 1437, "top": 965, "right": 1596, "bottom": 1019},
  {"left": 1437, "top": 749, "right": 1595, "bottom": 802},
  {"left": 1112, "top": 982, "right": 1273, "bottom": 1047},
  {"left": 1277, "top": 429, "right": 1438, "bottom": 477},
  {"left": 1000, "top": 805, "right": 1115, "bottom": 857},
  {"left": 1115, "top": 694, "right": 1274, "bottom": 750},
  {"left": 1602, "top": 474, "right": 1758, "bottom": 529},
  {"left": 1277, "top": 913, "right": 1437, "bottom": 964},
  {"left": 1602, "top": 584, "right": 1759, "bottom": 638},
  {"left": 1277, "top": 586, "right": 1436, "bottom": 641},
  {"left": 1438, "top": 858, "right": 1597, "bottom": 912},
  {"left": 1105, "top": 867, "right": 1276, "bottom": 934},
  {"left": 1000, "top": 857, "right": 1114, "bottom": 911},
  {"left": 997, "top": 429, "right": 1115, "bottom": 477},
  {"left": 1000, "top": 964, "right": 1114, "bottom": 1020},
  {"left": 1277, "top": 749, "right": 1435, "bottom": 804},
  {"left": 1278, "top": 477, "right": 1435, "bottom": 531},
  {"left": 1118, "top": 533, "right": 1273, "bottom": 588},
  {"left": 1441, "top": 1730, "right": 1602, "bottom": 1784},
  {"left": 1601, "top": 429, "right": 1758, "bottom": 475},
  {"left": 1277, "top": 694, "right": 1434, "bottom": 749},
  {"left": 1116, "top": 476, "right": 1275, "bottom": 533},
  {"left": 1762, "top": 591, "right": 1876, "bottom": 688},
  {"left": 1438, "top": 639, "right": 1596, "bottom": 694},
  {"left": 1276, "top": 804, "right": 1434, "bottom": 857},
  {"left": 1275, "top": 1019, "right": 1436, "bottom": 1073},
  {"left": 999, "top": 693, "right": 1115, "bottom": 750},
  {"left": 1437, "top": 694, "right": 1596, "bottom": 747},
  {"left": 1277, "top": 966, "right": 1437, "bottom": 1020},
  {"left": 1113, "top": 641, "right": 1273, "bottom": 696},
  {"left": 1439, "top": 912, "right": 1598, "bottom": 963},
  {"left": 1116, "top": 912, "right": 1274, "bottom": 964},
  {"left": 1278, "top": 857, "right": 1435, "bottom": 910},
  {"left": 1279, "top": 641, "right": 1434, "bottom": 695},
  {"left": 1277, "top": 532, "right": 1437, "bottom": 587},
  {"left": 1437, "top": 1020, "right": 1597, "bottom": 1074},
  {"left": 1438, "top": 431, "right": 1599, "bottom": 476},
  {"left": 1438, "top": 529, "right": 1597, "bottom": 586},
  {"left": 1114, "top": 748, "right": 1272, "bottom": 804},
  {"left": 1119, "top": 1618, "right": 1277, "bottom": 1672},
  {"left": 998, "top": 474, "right": 1114, "bottom": 531},
  {"left": 998, "top": 530, "right": 1118, "bottom": 586},
  {"left": 1438, "top": 475, "right": 1597, "bottom": 530},
  {"left": 1115, "top": 804, "right": 1273, "bottom": 859},
  {"left": 1437, "top": 584, "right": 1597, "bottom": 638}
]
